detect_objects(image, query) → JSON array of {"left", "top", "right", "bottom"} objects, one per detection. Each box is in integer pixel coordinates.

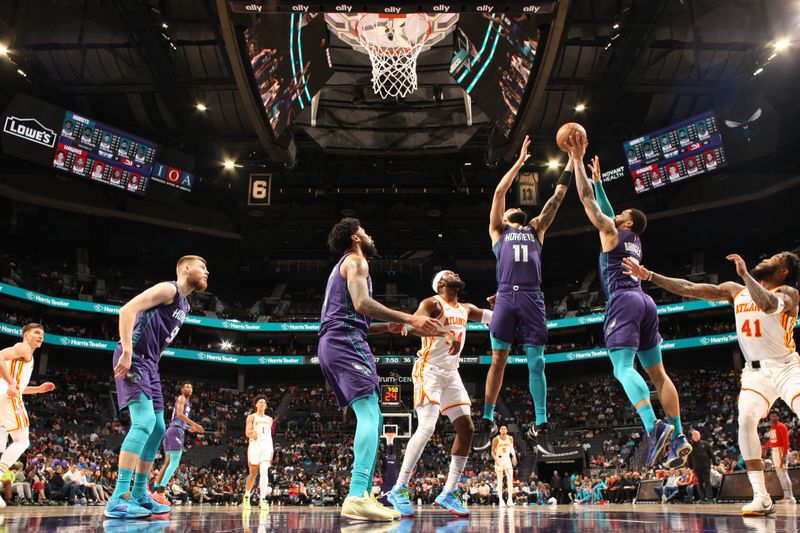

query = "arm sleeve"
[{"left": 593, "top": 181, "right": 615, "bottom": 218}]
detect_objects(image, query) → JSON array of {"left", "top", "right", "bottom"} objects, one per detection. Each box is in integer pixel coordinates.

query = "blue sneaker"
[
  {"left": 104, "top": 493, "right": 153, "bottom": 519},
  {"left": 386, "top": 484, "right": 414, "bottom": 517},
  {"left": 134, "top": 492, "right": 171, "bottom": 515},
  {"left": 646, "top": 420, "right": 675, "bottom": 467},
  {"left": 664, "top": 433, "right": 693, "bottom": 469},
  {"left": 436, "top": 518, "right": 471, "bottom": 533},
  {"left": 434, "top": 490, "right": 469, "bottom": 517}
]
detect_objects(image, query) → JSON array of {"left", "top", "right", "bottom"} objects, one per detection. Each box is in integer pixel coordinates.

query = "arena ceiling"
[{"left": 0, "top": 0, "right": 798, "bottom": 248}]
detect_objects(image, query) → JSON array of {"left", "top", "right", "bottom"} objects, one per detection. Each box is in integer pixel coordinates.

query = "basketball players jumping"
[
  {"left": 623, "top": 250, "right": 800, "bottom": 516},
  {"left": 243, "top": 395, "right": 274, "bottom": 510},
  {"left": 492, "top": 425, "right": 517, "bottom": 507},
  {"left": 0, "top": 323, "right": 55, "bottom": 507},
  {"left": 567, "top": 137, "right": 691, "bottom": 469},
  {"left": 105, "top": 255, "right": 208, "bottom": 519},
  {"left": 475, "top": 134, "right": 573, "bottom": 452},
  {"left": 152, "top": 381, "right": 204, "bottom": 506},
  {"left": 320, "top": 218, "right": 439, "bottom": 522},
  {"left": 387, "top": 270, "right": 493, "bottom": 517}
]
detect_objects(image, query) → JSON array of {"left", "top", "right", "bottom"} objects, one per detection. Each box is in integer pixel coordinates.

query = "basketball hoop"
[
  {"left": 383, "top": 431, "right": 397, "bottom": 446},
  {"left": 355, "top": 13, "right": 431, "bottom": 99}
]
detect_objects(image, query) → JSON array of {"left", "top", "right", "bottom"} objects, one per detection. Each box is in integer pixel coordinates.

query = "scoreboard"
[
  {"left": 381, "top": 384, "right": 402, "bottom": 407},
  {"left": 624, "top": 111, "right": 727, "bottom": 194},
  {"left": 52, "top": 111, "right": 156, "bottom": 195}
]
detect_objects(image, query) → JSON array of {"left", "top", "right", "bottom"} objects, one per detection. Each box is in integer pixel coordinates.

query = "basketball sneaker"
[
  {"left": 151, "top": 488, "right": 172, "bottom": 507},
  {"left": 526, "top": 423, "right": 555, "bottom": 455},
  {"left": 259, "top": 498, "right": 269, "bottom": 510},
  {"left": 0, "top": 494, "right": 5, "bottom": 507},
  {"left": 741, "top": 494, "right": 776, "bottom": 516},
  {"left": 507, "top": 498, "right": 515, "bottom": 507},
  {"left": 386, "top": 484, "right": 414, "bottom": 517},
  {"left": 663, "top": 433, "right": 693, "bottom": 469},
  {"left": 371, "top": 491, "right": 400, "bottom": 519},
  {"left": 104, "top": 492, "right": 152, "bottom": 519},
  {"left": 473, "top": 418, "right": 498, "bottom": 451},
  {"left": 242, "top": 494, "right": 252, "bottom": 509},
  {"left": 645, "top": 419, "right": 674, "bottom": 467},
  {"left": 434, "top": 490, "right": 469, "bottom": 517},
  {"left": 135, "top": 492, "right": 171, "bottom": 515},
  {"left": 341, "top": 491, "right": 395, "bottom": 522},
  {"left": 776, "top": 497, "right": 796, "bottom": 504}
]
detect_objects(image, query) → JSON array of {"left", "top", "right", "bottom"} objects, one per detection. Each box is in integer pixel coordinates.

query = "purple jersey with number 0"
[
  {"left": 493, "top": 225, "right": 542, "bottom": 290},
  {"left": 599, "top": 229, "right": 642, "bottom": 299}
]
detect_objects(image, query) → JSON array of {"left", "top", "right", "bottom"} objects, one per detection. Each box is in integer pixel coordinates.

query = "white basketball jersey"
[
  {"left": 733, "top": 287, "right": 797, "bottom": 362},
  {"left": 0, "top": 356, "right": 33, "bottom": 394},
  {"left": 495, "top": 436, "right": 514, "bottom": 462},
  {"left": 251, "top": 413, "right": 273, "bottom": 445},
  {"left": 417, "top": 296, "right": 468, "bottom": 370}
]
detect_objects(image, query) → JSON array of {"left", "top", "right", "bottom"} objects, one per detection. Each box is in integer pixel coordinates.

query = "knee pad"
[
  {"left": 525, "top": 345, "right": 545, "bottom": 372},
  {"left": 150, "top": 412, "right": 166, "bottom": 440},
  {"left": 121, "top": 397, "right": 156, "bottom": 454}
]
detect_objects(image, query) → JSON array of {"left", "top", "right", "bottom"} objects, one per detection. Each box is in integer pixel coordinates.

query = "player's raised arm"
[
  {"left": 530, "top": 158, "right": 572, "bottom": 243},
  {"left": 567, "top": 135, "right": 616, "bottom": 236},
  {"left": 343, "top": 255, "right": 439, "bottom": 336},
  {"left": 727, "top": 254, "right": 800, "bottom": 314},
  {"left": 622, "top": 257, "right": 741, "bottom": 303},
  {"left": 490, "top": 135, "right": 531, "bottom": 242},
  {"left": 587, "top": 155, "right": 616, "bottom": 218},
  {"left": 464, "top": 302, "right": 493, "bottom": 325}
]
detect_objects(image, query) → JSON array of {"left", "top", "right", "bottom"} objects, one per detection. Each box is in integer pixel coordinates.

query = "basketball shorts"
[
  {"left": 495, "top": 459, "right": 513, "bottom": 472},
  {"left": 412, "top": 361, "right": 471, "bottom": 421},
  {"left": 489, "top": 289, "right": 547, "bottom": 347},
  {"left": 604, "top": 290, "right": 662, "bottom": 351},
  {"left": 317, "top": 330, "right": 379, "bottom": 407},
  {"left": 113, "top": 345, "right": 164, "bottom": 412},
  {"left": 740, "top": 353, "right": 800, "bottom": 419},
  {"left": 163, "top": 426, "right": 186, "bottom": 452},
  {"left": 248, "top": 441, "right": 274, "bottom": 466},
  {"left": 0, "top": 395, "right": 28, "bottom": 432}
]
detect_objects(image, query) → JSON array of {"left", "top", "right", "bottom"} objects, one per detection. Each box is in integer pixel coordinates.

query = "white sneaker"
[
  {"left": 507, "top": 499, "right": 515, "bottom": 507},
  {"left": 0, "top": 494, "right": 5, "bottom": 507},
  {"left": 499, "top": 499, "right": 507, "bottom": 507},
  {"left": 741, "top": 495, "right": 776, "bottom": 516},
  {"left": 776, "top": 497, "right": 796, "bottom": 504}
]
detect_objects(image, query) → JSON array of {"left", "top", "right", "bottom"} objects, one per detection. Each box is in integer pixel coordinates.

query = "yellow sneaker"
[
  {"left": 242, "top": 495, "right": 251, "bottom": 510},
  {"left": 341, "top": 491, "right": 394, "bottom": 522},
  {"left": 371, "top": 491, "right": 401, "bottom": 520},
  {"left": 259, "top": 498, "right": 269, "bottom": 510}
]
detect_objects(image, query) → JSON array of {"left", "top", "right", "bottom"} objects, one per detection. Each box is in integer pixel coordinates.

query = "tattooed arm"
[
  {"left": 531, "top": 159, "right": 571, "bottom": 244},
  {"left": 622, "top": 258, "right": 741, "bottom": 303},
  {"left": 727, "top": 254, "right": 799, "bottom": 314}
]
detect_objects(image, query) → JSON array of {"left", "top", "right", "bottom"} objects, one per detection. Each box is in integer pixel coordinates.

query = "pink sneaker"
[{"left": 151, "top": 491, "right": 172, "bottom": 507}]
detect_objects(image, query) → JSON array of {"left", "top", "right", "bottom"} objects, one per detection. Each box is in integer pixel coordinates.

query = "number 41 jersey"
[{"left": 493, "top": 225, "right": 542, "bottom": 291}]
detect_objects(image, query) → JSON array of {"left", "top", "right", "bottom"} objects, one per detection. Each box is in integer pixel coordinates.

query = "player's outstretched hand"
[
  {"left": 564, "top": 133, "right": 586, "bottom": 162},
  {"left": 190, "top": 424, "right": 205, "bottom": 434},
  {"left": 40, "top": 382, "right": 56, "bottom": 393},
  {"left": 410, "top": 315, "right": 441, "bottom": 336},
  {"left": 6, "top": 383, "right": 18, "bottom": 399},
  {"left": 487, "top": 294, "right": 497, "bottom": 310},
  {"left": 622, "top": 257, "right": 651, "bottom": 281},
  {"left": 587, "top": 155, "right": 602, "bottom": 183},
  {"left": 726, "top": 254, "right": 749, "bottom": 278},
  {"left": 516, "top": 135, "right": 532, "bottom": 166},
  {"left": 387, "top": 323, "right": 408, "bottom": 336},
  {"left": 114, "top": 350, "right": 132, "bottom": 380}
]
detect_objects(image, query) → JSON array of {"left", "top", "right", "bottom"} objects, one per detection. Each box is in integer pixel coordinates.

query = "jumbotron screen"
[
  {"left": 624, "top": 111, "right": 727, "bottom": 194},
  {"left": 243, "top": 13, "right": 334, "bottom": 137},
  {"left": 52, "top": 111, "right": 155, "bottom": 195}
]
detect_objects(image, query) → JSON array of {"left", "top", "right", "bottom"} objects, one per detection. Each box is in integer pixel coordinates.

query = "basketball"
[{"left": 556, "top": 122, "right": 587, "bottom": 152}]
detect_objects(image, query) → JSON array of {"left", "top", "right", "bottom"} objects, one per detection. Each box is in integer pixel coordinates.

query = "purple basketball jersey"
[
  {"left": 319, "top": 254, "right": 372, "bottom": 337},
  {"left": 129, "top": 281, "right": 189, "bottom": 362},
  {"left": 492, "top": 225, "right": 542, "bottom": 290},
  {"left": 599, "top": 229, "right": 642, "bottom": 300},
  {"left": 168, "top": 394, "right": 190, "bottom": 430}
]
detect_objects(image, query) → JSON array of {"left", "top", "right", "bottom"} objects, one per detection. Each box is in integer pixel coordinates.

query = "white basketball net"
[{"left": 355, "top": 14, "right": 430, "bottom": 99}]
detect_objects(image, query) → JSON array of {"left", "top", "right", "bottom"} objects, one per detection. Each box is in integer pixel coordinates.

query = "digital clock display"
[{"left": 381, "top": 384, "right": 401, "bottom": 406}]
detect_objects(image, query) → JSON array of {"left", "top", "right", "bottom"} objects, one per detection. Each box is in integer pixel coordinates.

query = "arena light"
[
  {"left": 774, "top": 38, "right": 791, "bottom": 52},
  {"left": 195, "top": 102, "right": 208, "bottom": 112},
  {"left": 575, "top": 103, "right": 586, "bottom": 112},
  {"left": 753, "top": 68, "right": 764, "bottom": 76},
  {"left": 17, "top": 69, "right": 26, "bottom": 78},
  {"left": 0, "top": 44, "right": 8, "bottom": 57},
  {"left": 547, "top": 160, "right": 560, "bottom": 170},
  {"left": 162, "top": 22, "right": 169, "bottom": 29},
  {"left": 220, "top": 340, "right": 233, "bottom": 351},
  {"left": 223, "top": 159, "right": 236, "bottom": 170}
]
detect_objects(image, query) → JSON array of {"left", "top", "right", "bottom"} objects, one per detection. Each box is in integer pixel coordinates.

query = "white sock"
[
  {"left": 259, "top": 463, "right": 269, "bottom": 497},
  {"left": 443, "top": 455, "right": 468, "bottom": 493},
  {"left": 778, "top": 469, "right": 793, "bottom": 498},
  {"left": 244, "top": 490, "right": 251, "bottom": 498},
  {"left": 747, "top": 470, "right": 768, "bottom": 497},
  {"left": 393, "top": 404, "right": 438, "bottom": 490}
]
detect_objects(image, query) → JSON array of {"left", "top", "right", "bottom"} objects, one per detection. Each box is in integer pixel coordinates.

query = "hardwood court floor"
[{"left": 0, "top": 502, "right": 796, "bottom": 532}]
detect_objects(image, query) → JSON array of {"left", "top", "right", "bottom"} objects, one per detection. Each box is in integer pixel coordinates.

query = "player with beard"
[
  {"left": 105, "top": 255, "right": 208, "bottom": 520},
  {"left": 567, "top": 136, "right": 691, "bottom": 471},
  {"left": 320, "top": 218, "right": 439, "bottom": 522},
  {"left": 387, "top": 270, "right": 493, "bottom": 517},
  {"left": 623, "top": 251, "right": 799, "bottom": 516},
  {"left": 475, "top": 135, "right": 572, "bottom": 453}
]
